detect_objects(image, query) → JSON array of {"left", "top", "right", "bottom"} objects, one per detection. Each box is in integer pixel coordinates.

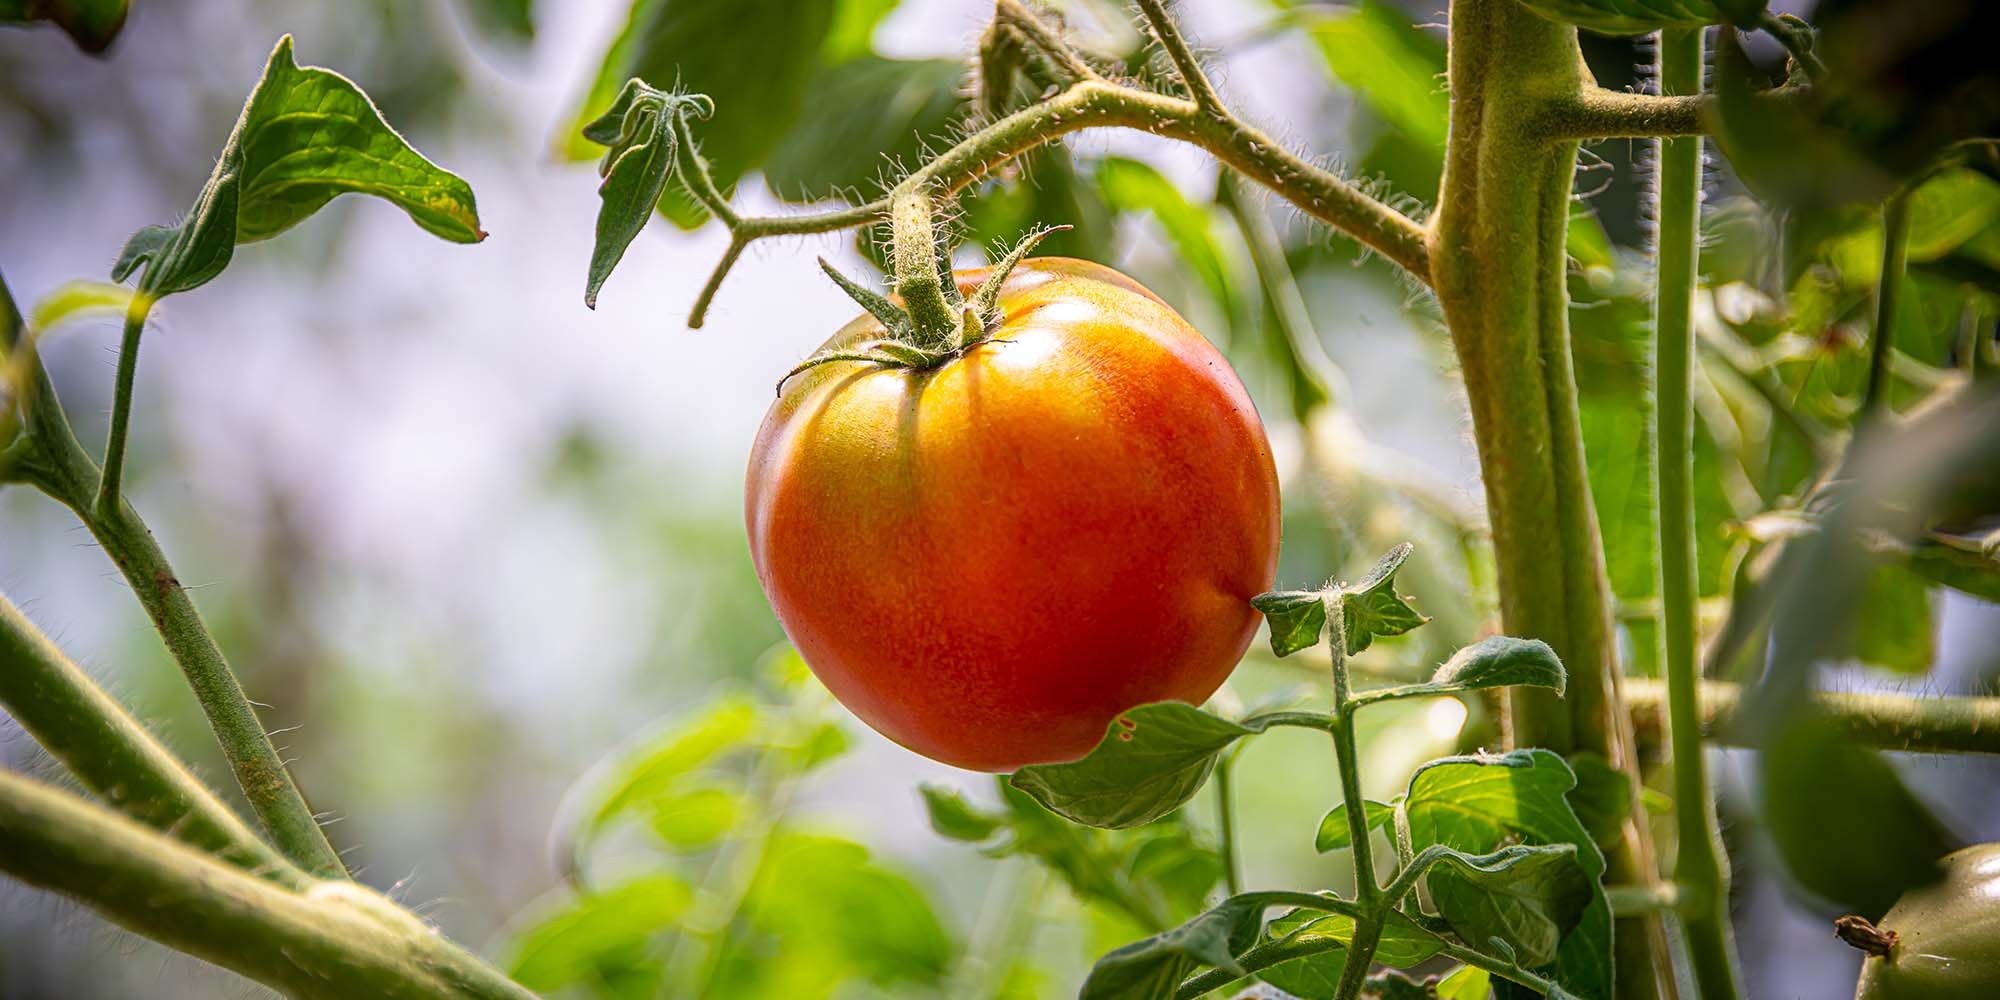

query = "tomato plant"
[{"left": 2, "top": 1, "right": 1999, "bottom": 999}]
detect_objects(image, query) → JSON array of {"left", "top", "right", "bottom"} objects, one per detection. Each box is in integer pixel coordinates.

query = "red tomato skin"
[{"left": 746, "top": 258, "right": 1280, "bottom": 771}]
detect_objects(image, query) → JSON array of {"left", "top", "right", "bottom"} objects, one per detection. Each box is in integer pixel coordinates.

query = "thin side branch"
[
  {"left": 0, "top": 771, "right": 535, "bottom": 1000},
  {"left": 1626, "top": 678, "right": 2000, "bottom": 756},
  {"left": 1536, "top": 86, "right": 1809, "bottom": 142},
  {"left": 1133, "top": 0, "right": 1225, "bottom": 114},
  {"left": 0, "top": 272, "right": 349, "bottom": 881},
  {"left": 676, "top": 17, "right": 1431, "bottom": 327},
  {"left": 92, "top": 295, "right": 149, "bottom": 517},
  {"left": 0, "top": 595, "right": 308, "bottom": 889}
]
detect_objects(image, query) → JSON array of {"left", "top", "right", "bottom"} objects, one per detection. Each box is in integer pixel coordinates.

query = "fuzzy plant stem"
[
  {"left": 1651, "top": 26, "right": 1745, "bottom": 1000},
  {"left": 0, "top": 771, "right": 536, "bottom": 1000},
  {"left": 0, "top": 271, "right": 348, "bottom": 881},
  {"left": 0, "top": 596, "right": 308, "bottom": 889},
  {"left": 92, "top": 294, "right": 148, "bottom": 517},
  {"left": 1625, "top": 679, "right": 2000, "bottom": 755},
  {"left": 1431, "top": 1, "right": 1673, "bottom": 994},
  {"left": 889, "top": 189, "right": 960, "bottom": 347}
]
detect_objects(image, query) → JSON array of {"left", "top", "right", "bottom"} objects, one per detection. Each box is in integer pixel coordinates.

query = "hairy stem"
[
  {"left": 0, "top": 272, "right": 347, "bottom": 880},
  {"left": 0, "top": 771, "right": 534, "bottom": 1000},
  {"left": 1652, "top": 26, "right": 1744, "bottom": 1000},
  {"left": 679, "top": 75, "right": 1430, "bottom": 325},
  {"left": 0, "top": 596, "right": 307, "bottom": 889},
  {"left": 1134, "top": 0, "right": 1224, "bottom": 114},
  {"left": 1431, "top": 1, "right": 1671, "bottom": 994},
  {"left": 1325, "top": 609, "right": 1385, "bottom": 1000},
  {"left": 1626, "top": 678, "right": 2000, "bottom": 755},
  {"left": 890, "top": 190, "right": 959, "bottom": 347}
]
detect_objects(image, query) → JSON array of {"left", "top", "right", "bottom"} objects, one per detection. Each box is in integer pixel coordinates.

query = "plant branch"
[
  {"left": 673, "top": 65, "right": 1431, "bottom": 326},
  {"left": 0, "top": 771, "right": 535, "bottom": 1000},
  {"left": 1133, "top": 0, "right": 1225, "bottom": 115},
  {"left": 890, "top": 189, "right": 959, "bottom": 346},
  {"left": 0, "top": 595, "right": 308, "bottom": 889},
  {"left": 0, "top": 271, "right": 348, "bottom": 880},
  {"left": 992, "top": 0, "right": 1102, "bottom": 87},
  {"left": 1651, "top": 26, "right": 1744, "bottom": 1000},
  {"left": 1626, "top": 678, "right": 2000, "bottom": 756},
  {"left": 1535, "top": 86, "right": 1807, "bottom": 141},
  {"left": 92, "top": 294, "right": 150, "bottom": 518},
  {"left": 1214, "top": 754, "right": 1241, "bottom": 896}
]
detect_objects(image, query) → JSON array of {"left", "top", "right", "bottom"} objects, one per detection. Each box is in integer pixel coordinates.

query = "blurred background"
[{"left": 3, "top": 0, "right": 1997, "bottom": 997}]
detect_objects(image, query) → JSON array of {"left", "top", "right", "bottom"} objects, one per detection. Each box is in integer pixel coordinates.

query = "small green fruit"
[{"left": 1850, "top": 843, "right": 2000, "bottom": 1000}]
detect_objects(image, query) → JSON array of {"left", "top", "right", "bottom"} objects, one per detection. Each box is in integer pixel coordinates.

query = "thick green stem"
[
  {"left": 0, "top": 771, "right": 535, "bottom": 1000},
  {"left": 1864, "top": 191, "right": 1911, "bottom": 418},
  {"left": 1431, "top": 2, "right": 1671, "bottom": 995},
  {"left": 93, "top": 295, "right": 148, "bottom": 518},
  {"left": 1626, "top": 678, "right": 2000, "bottom": 755},
  {"left": 0, "top": 272, "right": 348, "bottom": 881},
  {"left": 1652, "top": 26, "right": 1745, "bottom": 1000},
  {"left": 889, "top": 190, "right": 959, "bottom": 348},
  {"left": 0, "top": 596, "right": 307, "bottom": 889}
]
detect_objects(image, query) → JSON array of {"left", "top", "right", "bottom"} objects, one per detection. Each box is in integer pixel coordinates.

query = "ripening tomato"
[{"left": 746, "top": 257, "right": 1280, "bottom": 771}]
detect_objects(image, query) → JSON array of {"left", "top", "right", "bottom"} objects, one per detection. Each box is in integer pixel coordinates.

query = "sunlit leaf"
[
  {"left": 1096, "top": 157, "right": 1241, "bottom": 322},
  {"left": 112, "top": 36, "right": 483, "bottom": 299},
  {"left": 1403, "top": 750, "right": 1610, "bottom": 999},
  {"left": 1338, "top": 542, "right": 1429, "bottom": 654},
  {"left": 505, "top": 875, "right": 693, "bottom": 992},
  {"left": 1562, "top": 752, "right": 1634, "bottom": 849},
  {"left": 588, "top": 698, "right": 758, "bottom": 833},
  {"left": 1437, "top": 964, "right": 1493, "bottom": 1000},
  {"left": 742, "top": 834, "right": 955, "bottom": 986},
  {"left": 1313, "top": 799, "right": 1395, "bottom": 853},
  {"left": 919, "top": 784, "right": 1006, "bottom": 842},
  {"left": 1425, "top": 844, "right": 1593, "bottom": 970},
  {"left": 646, "top": 784, "right": 745, "bottom": 851},
  {"left": 26, "top": 281, "right": 136, "bottom": 334},
  {"left": 1350, "top": 637, "right": 1565, "bottom": 707}
]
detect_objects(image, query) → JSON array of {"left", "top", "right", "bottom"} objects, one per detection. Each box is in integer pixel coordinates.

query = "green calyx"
[{"left": 774, "top": 226, "right": 1066, "bottom": 395}]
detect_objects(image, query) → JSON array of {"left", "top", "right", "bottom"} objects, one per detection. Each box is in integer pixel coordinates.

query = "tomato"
[
  {"left": 1851, "top": 843, "right": 2000, "bottom": 1000},
  {"left": 746, "top": 257, "right": 1280, "bottom": 771}
]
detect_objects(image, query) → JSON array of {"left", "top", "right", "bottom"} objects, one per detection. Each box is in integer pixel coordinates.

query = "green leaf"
[
  {"left": 919, "top": 784, "right": 1006, "bottom": 842},
  {"left": 1313, "top": 799, "right": 1395, "bottom": 853},
  {"left": 581, "top": 80, "right": 710, "bottom": 307},
  {"left": 1562, "top": 752, "right": 1634, "bottom": 850},
  {"left": 505, "top": 875, "right": 694, "bottom": 991},
  {"left": 1257, "top": 907, "right": 1441, "bottom": 999},
  {"left": 762, "top": 57, "right": 966, "bottom": 204},
  {"left": 1424, "top": 844, "right": 1593, "bottom": 970},
  {"left": 1250, "top": 590, "right": 1328, "bottom": 658},
  {"left": 646, "top": 784, "right": 744, "bottom": 850},
  {"left": 1339, "top": 542, "right": 1429, "bottom": 654},
  {"left": 563, "top": 0, "right": 837, "bottom": 226},
  {"left": 1287, "top": 0, "right": 1446, "bottom": 152},
  {"left": 1437, "top": 964, "right": 1493, "bottom": 1000},
  {"left": 1510, "top": 0, "right": 1731, "bottom": 36},
  {"left": 112, "top": 36, "right": 483, "bottom": 299},
  {"left": 1096, "top": 157, "right": 1242, "bottom": 323},
  {"left": 26, "top": 281, "right": 135, "bottom": 335},
  {"left": 1352, "top": 636, "right": 1566, "bottom": 707},
  {"left": 588, "top": 697, "right": 758, "bottom": 833},
  {"left": 823, "top": 0, "right": 900, "bottom": 63},
  {"left": 0, "top": 0, "right": 126, "bottom": 52},
  {"left": 1009, "top": 703, "right": 1273, "bottom": 830},
  {"left": 1759, "top": 714, "right": 1959, "bottom": 919},
  {"left": 743, "top": 834, "right": 954, "bottom": 986},
  {"left": 1079, "top": 895, "right": 1264, "bottom": 1000},
  {"left": 1403, "top": 750, "right": 1610, "bottom": 999},
  {"left": 457, "top": 0, "right": 534, "bottom": 45}
]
